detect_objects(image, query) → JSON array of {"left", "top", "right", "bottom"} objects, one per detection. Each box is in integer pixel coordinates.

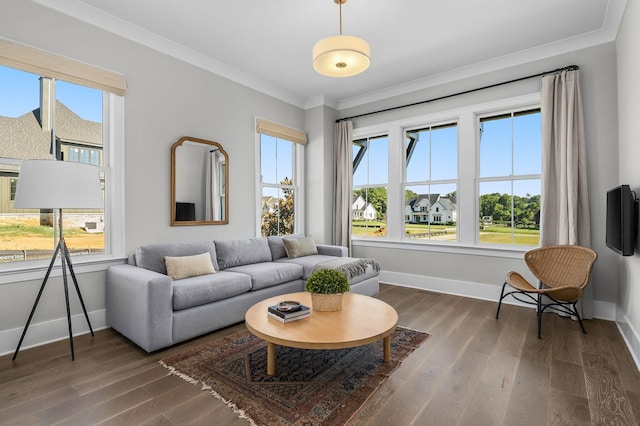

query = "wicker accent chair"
[{"left": 495, "top": 245, "right": 597, "bottom": 339}]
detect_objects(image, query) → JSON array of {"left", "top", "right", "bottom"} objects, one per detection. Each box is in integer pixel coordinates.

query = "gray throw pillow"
[
  {"left": 215, "top": 238, "right": 272, "bottom": 269},
  {"left": 283, "top": 236, "right": 318, "bottom": 259},
  {"left": 267, "top": 233, "right": 304, "bottom": 259}
]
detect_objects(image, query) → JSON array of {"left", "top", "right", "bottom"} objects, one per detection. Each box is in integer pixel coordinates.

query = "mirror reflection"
[{"left": 171, "top": 136, "right": 228, "bottom": 225}]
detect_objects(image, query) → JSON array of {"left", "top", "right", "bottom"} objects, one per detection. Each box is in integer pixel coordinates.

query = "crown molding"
[
  {"left": 33, "top": 0, "right": 306, "bottom": 109},
  {"left": 33, "top": 0, "right": 627, "bottom": 112},
  {"left": 337, "top": 0, "right": 626, "bottom": 111},
  {"left": 304, "top": 95, "right": 338, "bottom": 111}
]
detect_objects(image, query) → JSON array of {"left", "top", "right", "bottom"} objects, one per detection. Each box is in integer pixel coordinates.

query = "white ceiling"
[{"left": 34, "top": 0, "right": 626, "bottom": 110}]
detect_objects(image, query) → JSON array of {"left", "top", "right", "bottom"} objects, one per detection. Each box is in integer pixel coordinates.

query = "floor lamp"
[{"left": 12, "top": 159, "right": 103, "bottom": 361}]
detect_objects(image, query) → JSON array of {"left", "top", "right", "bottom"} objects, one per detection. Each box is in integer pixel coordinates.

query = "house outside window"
[
  {"left": 0, "top": 65, "right": 107, "bottom": 264},
  {"left": 257, "top": 119, "right": 306, "bottom": 237},
  {"left": 404, "top": 123, "right": 458, "bottom": 242},
  {"left": 352, "top": 135, "right": 388, "bottom": 238},
  {"left": 351, "top": 93, "right": 541, "bottom": 251},
  {"left": 478, "top": 109, "right": 541, "bottom": 246}
]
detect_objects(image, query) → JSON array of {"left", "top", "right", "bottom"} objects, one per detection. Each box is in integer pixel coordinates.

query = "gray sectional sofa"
[{"left": 106, "top": 236, "right": 379, "bottom": 352}]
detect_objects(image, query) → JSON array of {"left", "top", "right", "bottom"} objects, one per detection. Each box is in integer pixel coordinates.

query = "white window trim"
[
  {"left": 352, "top": 93, "right": 540, "bottom": 258},
  {"left": 0, "top": 92, "right": 126, "bottom": 284}
]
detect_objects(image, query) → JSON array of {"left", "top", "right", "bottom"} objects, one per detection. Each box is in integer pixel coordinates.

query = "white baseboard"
[
  {"left": 379, "top": 271, "right": 617, "bottom": 320},
  {"left": 0, "top": 309, "right": 107, "bottom": 357},
  {"left": 616, "top": 310, "right": 640, "bottom": 371},
  {"left": 2, "top": 274, "right": 636, "bottom": 370}
]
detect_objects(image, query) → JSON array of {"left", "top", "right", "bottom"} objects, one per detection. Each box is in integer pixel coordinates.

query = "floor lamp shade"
[{"left": 14, "top": 160, "right": 103, "bottom": 209}]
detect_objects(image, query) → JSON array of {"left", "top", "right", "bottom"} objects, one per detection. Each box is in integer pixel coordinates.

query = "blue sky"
[
  {"left": 261, "top": 135, "right": 293, "bottom": 198},
  {"left": 0, "top": 65, "right": 102, "bottom": 122},
  {"left": 353, "top": 112, "right": 542, "bottom": 198}
]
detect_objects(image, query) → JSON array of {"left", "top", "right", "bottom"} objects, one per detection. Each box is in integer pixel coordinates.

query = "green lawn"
[
  {"left": 479, "top": 224, "right": 539, "bottom": 245},
  {"left": 352, "top": 221, "right": 539, "bottom": 245}
]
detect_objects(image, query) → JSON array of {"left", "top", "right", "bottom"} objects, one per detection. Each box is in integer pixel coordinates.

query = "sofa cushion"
[
  {"left": 172, "top": 271, "right": 252, "bottom": 311},
  {"left": 224, "top": 262, "right": 303, "bottom": 291},
  {"left": 165, "top": 252, "right": 216, "bottom": 280},
  {"left": 135, "top": 242, "right": 219, "bottom": 274},
  {"left": 275, "top": 254, "right": 339, "bottom": 279},
  {"left": 283, "top": 236, "right": 318, "bottom": 258},
  {"left": 215, "top": 238, "right": 272, "bottom": 270},
  {"left": 267, "top": 233, "right": 304, "bottom": 260}
]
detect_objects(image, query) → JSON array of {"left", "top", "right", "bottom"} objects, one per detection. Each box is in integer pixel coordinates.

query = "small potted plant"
[{"left": 305, "top": 268, "right": 350, "bottom": 311}]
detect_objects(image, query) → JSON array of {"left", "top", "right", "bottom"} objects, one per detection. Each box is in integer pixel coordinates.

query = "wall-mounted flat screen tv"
[{"left": 606, "top": 184, "right": 638, "bottom": 256}]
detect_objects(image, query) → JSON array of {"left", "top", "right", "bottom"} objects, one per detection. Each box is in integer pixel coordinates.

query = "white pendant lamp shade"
[
  {"left": 313, "top": 35, "right": 370, "bottom": 77},
  {"left": 14, "top": 159, "right": 103, "bottom": 209}
]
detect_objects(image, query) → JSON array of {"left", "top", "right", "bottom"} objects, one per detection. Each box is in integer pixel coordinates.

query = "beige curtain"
[
  {"left": 333, "top": 121, "right": 353, "bottom": 253},
  {"left": 540, "top": 68, "right": 592, "bottom": 318}
]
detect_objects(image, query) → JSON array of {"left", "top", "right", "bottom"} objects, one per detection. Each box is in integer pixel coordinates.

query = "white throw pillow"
[
  {"left": 283, "top": 236, "right": 318, "bottom": 259},
  {"left": 164, "top": 252, "right": 216, "bottom": 280}
]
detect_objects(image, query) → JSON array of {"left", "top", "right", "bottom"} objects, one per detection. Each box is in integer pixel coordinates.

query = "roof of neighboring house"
[
  {"left": 438, "top": 197, "right": 456, "bottom": 211},
  {"left": 0, "top": 100, "right": 102, "bottom": 163},
  {"left": 407, "top": 194, "right": 457, "bottom": 210},
  {"left": 261, "top": 196, "right": 279, "bottom": 208}
]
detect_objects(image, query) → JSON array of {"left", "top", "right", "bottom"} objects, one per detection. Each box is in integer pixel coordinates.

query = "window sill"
[
  {"left": 0, "top": 255, "right": 127, "bottom": 285},
  {"left": 352, "top": 238, "right": 534, "bottom": 259}
]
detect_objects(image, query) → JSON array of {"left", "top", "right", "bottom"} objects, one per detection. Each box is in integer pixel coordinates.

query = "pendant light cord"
[{"left": 339, "top": 0, "right": 343, "bottom": 35}]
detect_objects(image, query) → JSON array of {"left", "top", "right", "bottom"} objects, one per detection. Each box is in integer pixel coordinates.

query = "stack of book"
[{"left": 267, "top": 304, "right": 310, "bottom": 323}]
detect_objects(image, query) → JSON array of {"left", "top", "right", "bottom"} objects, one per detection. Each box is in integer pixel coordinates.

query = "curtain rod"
[{"left": 336, "top": 65, "right": 579, "bottom": 123}]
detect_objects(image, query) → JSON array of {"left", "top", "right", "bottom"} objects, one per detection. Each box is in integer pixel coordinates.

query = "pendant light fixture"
[{"left": 313, "top": 0, "right": 370, "bottom": 77}]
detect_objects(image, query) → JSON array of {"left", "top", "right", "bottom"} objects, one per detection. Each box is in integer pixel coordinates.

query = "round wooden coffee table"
[{"left": 245, "top": 292, "right": 398, "bottom": 376}]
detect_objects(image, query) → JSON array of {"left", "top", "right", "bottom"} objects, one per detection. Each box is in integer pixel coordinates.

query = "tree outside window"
[
  {"left": 478, "top": 109, "right": 541, "bottom": 245},
  {"left": 352, "top": 135, "right": 388, "bottom": 237},
  {"left": 260, "top": 134, "right": 297, "bottom": 237}
]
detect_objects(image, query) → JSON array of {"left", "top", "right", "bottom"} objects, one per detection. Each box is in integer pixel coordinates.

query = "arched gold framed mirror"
[{"left": 171, "top": 136, "right": 228, "bottom": 225}]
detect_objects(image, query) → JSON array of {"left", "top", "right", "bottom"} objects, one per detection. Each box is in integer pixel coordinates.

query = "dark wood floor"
[{"left": 1, "top": 284, "right": 639, "bottom": 425}]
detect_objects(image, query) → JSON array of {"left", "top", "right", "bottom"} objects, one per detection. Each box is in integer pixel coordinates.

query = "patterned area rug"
[{"left": 160, "top": 326, "right": 429, "bottom": 425}]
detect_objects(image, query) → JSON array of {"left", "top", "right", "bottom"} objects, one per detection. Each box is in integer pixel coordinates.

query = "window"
[
  {"left": 256, "top": 119, "right": 306, "bottom": 237},
  {"left": 0, "top": 65, "right": 107, "bottom": 263},
  {"left": 352, "top": 135, "right": 388, "bottom": 237},
  {"left": 478, "top": 109, "right": 541, "bottom": 246},
  {"left": 69, "top": 147, "right": 101, "bottom": 166},
  {"left": 351, "top": 93, "right": 541, "bottom": 252},
  {"left": 404, "top": 123, "right": 457, "bottom": 243},
  {"left": 0, "top": 39, "right": 125, "bottom": 274}
]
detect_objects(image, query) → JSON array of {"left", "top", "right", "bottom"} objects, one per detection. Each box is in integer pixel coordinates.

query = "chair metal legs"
[
  {"left": 495, "top": 282, "right": 508, "bottom": 319},
  {"left": 496, "top": 286, "right": 586, "bottom": 339},
  {"left": 574, "top": 303, "right": 587, "bottom": 334},
  {"left": 537, "top": 294, "right": 542, "bottom": 339}
]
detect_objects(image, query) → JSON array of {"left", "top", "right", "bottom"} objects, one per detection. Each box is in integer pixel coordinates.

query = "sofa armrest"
[
  {"left": 106, "top": 264, "right": 173, "bottom": 352},
  {"left": 316, "top": 244, "right": 348, "bottom": 257}
]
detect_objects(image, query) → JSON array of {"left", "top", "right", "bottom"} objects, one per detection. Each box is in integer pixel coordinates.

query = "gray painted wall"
[
  {"left": 342, "top": 43, "right": 620, "bottom": 307},
  {"left": 305, "top": 105, "right": 337, "bottom": 244},
  {"left": 0, "top": 1, "right": 305, "bottom": 351},
  {"left": 616, "top": 0, "right": 640, "bottom": 362}
]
